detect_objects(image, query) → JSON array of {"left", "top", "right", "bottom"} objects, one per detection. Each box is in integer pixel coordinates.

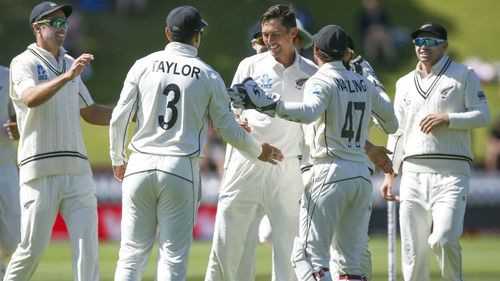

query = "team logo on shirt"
[
  {"left": 24, "top": 200, "right": 35, "bottom": 209},
  {"left": 440, "top": 86, "right": 454, "bottom": 99},
  {"left": 295, "top": 78, "right": 308, "bottom": 90},
  {"left": 258, "top": 74, "right": 273, "bottom": 92},
  {"left": 477, "top": 91, "right": 486, "bottom": 100},
  {"left": 403, "top": 92, "right": 411, "bottom": 106},
  {"left": 37, "top": 65, "right": 49, "bottom": 81}
]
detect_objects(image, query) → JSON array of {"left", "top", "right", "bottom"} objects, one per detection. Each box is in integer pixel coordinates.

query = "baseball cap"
[
  {"left": 411, "top": 22, "right": 447, "bottom": 40},
  {"left": 250, "top": 22, "right": 262, "bottom": 40},
  {"left": 312, "top": 25, "right": 349, "bottom": 57},
  {"left": 166, "top": 6, "right": 208, "bottom": 37},
  {"left": 30, "top": 2, "right": 72, "bottom": 24}
]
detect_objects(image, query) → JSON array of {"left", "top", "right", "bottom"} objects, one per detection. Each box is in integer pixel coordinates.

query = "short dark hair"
[
  {"left": 315, "top": 48, "right": 333, "bottom": 63},
  {"left": 260, "top": 4, "right": 296, "bottom": 30},
  {"left": 169, "top": 32, "right": 197, "bottom": 44},
  {"left": 315, "top": 46, "right": 343, "bottom": 62}
]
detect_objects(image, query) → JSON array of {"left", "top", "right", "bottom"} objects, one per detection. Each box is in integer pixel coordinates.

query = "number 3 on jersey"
[
  {"left": 158, "top": 83, "right": 181, "bottom": 130},
  {"left": 341, "top": 101, "right": 366, "bottom": 148}
]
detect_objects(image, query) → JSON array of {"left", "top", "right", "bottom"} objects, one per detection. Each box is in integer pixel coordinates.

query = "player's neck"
[
  {"left": 419, "top": 61, "right": 435, "bottom": 75},
  {"left": 36, "top": 40, "right": 61, "bottom": 61},
  {"left": 276, "top": 49, "right": 296, "bottom": 68}
]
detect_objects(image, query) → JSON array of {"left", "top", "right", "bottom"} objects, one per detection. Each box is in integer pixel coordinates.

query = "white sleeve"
[
  {"left": 109, "top": 62, "right": 140, "bottom": 165},
  {"left": 275, "top": 79, "right": 328, "bottom": 124},
  {"left": 10, "top": 59, "right": 36, "bottom": 100},
  {"left": 448, "top": 68, "right": 491, "bottom": 129},
  {"left": 369, "top": 82, "right": 398, "bottom": 134},
  {"left": 386, "top": 80, "right": 405, "bottom": 174},
  {"left": 231, "top": 59, "right": 251, "bottom": 86},
  {"left": 208, "top": 72, "right": 262, "bottom": 158}
]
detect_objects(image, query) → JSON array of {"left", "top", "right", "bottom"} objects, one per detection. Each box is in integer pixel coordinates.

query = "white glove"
[
  {"left": 349, "top": 55, "right": 385, "bottom": 91},
  {"left": 228, "top": 77, "right": 280, "bottom": 117}
]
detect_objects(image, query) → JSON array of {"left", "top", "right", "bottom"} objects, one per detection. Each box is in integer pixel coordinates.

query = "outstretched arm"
[{"left": 81, "top": 103, "right": 113, "bottom": 125}]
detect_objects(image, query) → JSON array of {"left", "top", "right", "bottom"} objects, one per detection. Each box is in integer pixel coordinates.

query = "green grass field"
[{"left": 28, "top": 235, "right": 500, "bottom": 280}]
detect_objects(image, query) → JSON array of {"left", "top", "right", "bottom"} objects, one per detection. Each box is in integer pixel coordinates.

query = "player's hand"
[
  {"left": 112, "top": 164, "right": 127, "bottom": 182},
  {"left": 366, "top": 145, "right": 394, "bottom": 174},
  {"left": 258, "top": 142, "right": 283, "bottom": 165},
  {"left": 349, "top": 55, "right": 385, "bottom": 91},
  {"left": 236, "top": 116, "right": 252, "bottom": 133},
  {"left": 228, "top": 77, "right": 280, "bottom": 117},
  {"left": 380, "top": 173, "right": 398, "bottom": 201},
  {"left": 66, "top": 53, "right": 94, "bottom": 80},
  {"left": 3, "top": 119, "right": 19, "bottom": 140},
  {"left": 420, "top": 113, "right": 449, "bottom": 134},
  {"left": 350, "top": 55, "right": 377, "bottom": 79}
]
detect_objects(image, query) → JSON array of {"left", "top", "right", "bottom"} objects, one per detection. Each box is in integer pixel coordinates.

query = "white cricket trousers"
[
  {"left": 205, "top": 150, "right": 303, "bottom": 281},
  {"left": 298, "top": 160, "right": 372, "bottom": 278},
  {"left": 0, "top": 159, "right": 20, "bottom": 265},
  {"left": 399, "top": 172, "right": 468, "bottom": 281},
  {"left": 114, "top": 155, "right": 200, "bottom": 281},
  {"left": 4, "top": 174, "right": 99, "bottom": 281}
]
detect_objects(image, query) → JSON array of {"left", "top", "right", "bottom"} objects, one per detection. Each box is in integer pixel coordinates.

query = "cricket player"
[
  {"left": 5, "top": 2, "right": 113, "bottom": 280},
  {"left": 109, "top": 6, "right": 282, "bottom": 281},
  {"left": 204, "top": 5, "right": 318, "bottom": 281},
  {"left": 380, "top": 22, "right": 491, "bottom": 281},
  {"left": 0, "top": 66, "right": 20, "bottom": 280},
  {"left": 229, "top": 24, "right": 398, "bottom": 281},
  {"left": 254, "top": 17, "right": 315, "bottom": 247}
]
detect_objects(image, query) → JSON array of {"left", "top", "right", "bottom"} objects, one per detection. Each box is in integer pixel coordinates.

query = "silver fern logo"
[
  {"left": 440, "top": 86, "right": 454, "bottom": 99},
  {"left": 403, "top": 92, "right": 411, "bottom": 106},
  {"left": 295, "top": 78, "right": 308, "bottom": 90}
]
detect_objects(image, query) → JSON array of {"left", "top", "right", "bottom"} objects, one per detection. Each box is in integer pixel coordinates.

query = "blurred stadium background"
[{"left": 1, "top": 0, "right": 500, "bottom": 279}]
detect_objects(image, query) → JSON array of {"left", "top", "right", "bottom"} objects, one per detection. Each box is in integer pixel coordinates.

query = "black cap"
[
  {"left": 30, "top": 2, "right": 72, "bottom": 24},
  {"left": 166, "top": 6, "right": 207, "bottom": 37},
  {"left": 252, "top": 31, "right": 262, "bottom": 40},
  {"left": 250, "top": 22, "right": 262, "bottom": 40},
  {"left": 313, "top": 25, "right": 349, "bottom": 57},
  {"left": 411, "top": 22, "right": 447, "bottom": 40}
]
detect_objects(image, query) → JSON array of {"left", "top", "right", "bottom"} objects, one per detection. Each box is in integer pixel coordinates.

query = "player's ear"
[
  {"left": 165, "top": 27, "right": 171, "bottom": 42},
  {"left": 290, "top": 26, "right": 298, "bottom": 39},
  {"left": 193, "top": 31, "right": 202, "bottom": 48},
  {"left": 32, "top": 23, "right": 42, "bottom": 33}
]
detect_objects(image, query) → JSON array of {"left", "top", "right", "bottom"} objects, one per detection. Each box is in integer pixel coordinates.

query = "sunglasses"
[
  {"left": 413, "top": 37, "right": 446, "bottom": 47},
  {"left": 252, "top": 37, "right": 265, "bottom": 46},
  {"left": 34, "top": 18, "right": 69, "bottom": 29}
]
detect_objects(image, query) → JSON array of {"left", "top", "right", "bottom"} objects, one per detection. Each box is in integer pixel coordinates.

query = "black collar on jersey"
[
  {"left": 413, "top": 57, "right": 452, "bottom": 99},
  {"left": 28, "top": 47, "right": 67, "bottom": 76}
]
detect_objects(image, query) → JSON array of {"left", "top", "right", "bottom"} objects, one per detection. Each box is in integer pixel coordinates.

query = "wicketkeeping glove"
[
  {"left": 228, "top": 77, "right": 280, "bottom": 117},
  {"left": 349, "top": 55, "right": 385, "bottom": 91}
]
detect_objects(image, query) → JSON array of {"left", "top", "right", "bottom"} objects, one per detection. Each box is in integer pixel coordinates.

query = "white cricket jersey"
[
  {"left": 10, "top": 44, "right": 93, "bottom": 184},
  {"left": 232, "top": 51, "right": 318, "bottom": 157},
  {"left": 276, "top": 61, "right": 398, "bottom": 163},
  {"left": 388, "top": 55, "right": 491, "bottom": 175},
  {"left": 109, "top": 42, "right": 261, "bottom": 166},
  {"left": 0, "top": 66, "right": 17, "bottom": 162}
]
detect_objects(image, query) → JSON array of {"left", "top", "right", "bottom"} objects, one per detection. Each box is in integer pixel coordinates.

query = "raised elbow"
[{"left": 21, "top": 95, "right": 39, "bottom": 108}]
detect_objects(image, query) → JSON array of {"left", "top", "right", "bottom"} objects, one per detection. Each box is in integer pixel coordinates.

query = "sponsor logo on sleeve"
[{"left": 37, "top": 65, "right": 49, "bottom": 81}]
